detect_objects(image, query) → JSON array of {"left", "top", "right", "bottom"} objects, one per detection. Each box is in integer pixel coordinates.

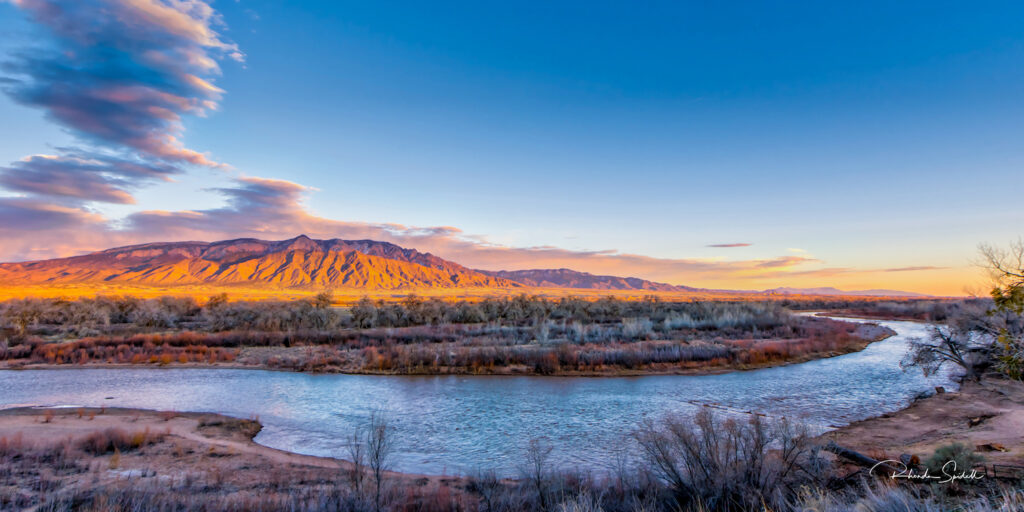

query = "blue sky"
[{"left": 1, "top": 1, "right": 1023, "bottom": 294}]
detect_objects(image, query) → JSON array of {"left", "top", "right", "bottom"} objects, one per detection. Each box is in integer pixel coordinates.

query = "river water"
[{"left": 0, "top": 317, "right": 954, "bottom": 475}]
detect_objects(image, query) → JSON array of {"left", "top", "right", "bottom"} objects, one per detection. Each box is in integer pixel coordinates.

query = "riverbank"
[
  {"left": 0, "top": 321, "right": 894, "bottom": 377},
  {"left": 0, "top": 407, "right": 472, "bottom": 510},
  {"left": 822, "top": 375, "right": 1024, "bottom": 468}
]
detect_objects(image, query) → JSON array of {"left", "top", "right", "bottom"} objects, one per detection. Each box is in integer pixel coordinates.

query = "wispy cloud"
[
  {"left": 0, "top": 150, "right": 179, "bottom": 204},
  {"left": 883, "top": 266, "right": 949, "bottom": 272},
  {"left": 707, "top": 243, "right": 751, "bottom": 248}
]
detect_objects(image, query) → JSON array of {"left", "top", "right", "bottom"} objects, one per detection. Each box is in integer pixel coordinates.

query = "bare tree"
[
  {"left": 522, "top": 438, "right": 554, "bottom": 512},
  {"left": 344, "top": 423, "right": 367, "bottom": 495},
  {"left": 980, "top": 239, "right": 1024, "bottom": 297},
  {"left": 468, "top": 469, "right": 503, "bottom": 512},
  {"left": 901, "top": 324, "right": 990, "bottom": 382},
  {"left": 366, "top": 410, "right": 394, "bottom": 512},
  {"left": 313, "top": 289, "right": 334, "bottom": 310}
]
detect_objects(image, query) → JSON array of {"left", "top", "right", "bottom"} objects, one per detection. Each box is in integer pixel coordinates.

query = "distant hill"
[
  {"left": 764, "top": 287, "right": 930, "bottom": 298},
  {"left": 477, "top": 268, "right": 700, "bottom": 292},
  {"left": 0, "top": 236, "right": 519, "bottom": 290}
]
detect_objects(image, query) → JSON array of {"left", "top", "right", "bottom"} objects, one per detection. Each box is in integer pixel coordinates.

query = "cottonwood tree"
[{"left": 901, "top": 322, "right": 990, "bottom": 382}]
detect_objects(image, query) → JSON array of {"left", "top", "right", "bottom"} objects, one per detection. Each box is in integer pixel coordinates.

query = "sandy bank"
[
  {"left": 822, "top": 376, "right": 1024, "bottom": 468},
  {"left": 0, "top": 407, "right": 469, "bottom": 509}
]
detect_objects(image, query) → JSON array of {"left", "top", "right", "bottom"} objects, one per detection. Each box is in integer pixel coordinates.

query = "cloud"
[
  {"left": 0, "top": 196, "right": 117, "bottom": 259},
  {"left": 2, "top": 0, "right": 239, "bottom": 166},
  {"left": 706, "top": 243, "right": 751, "bottom": 248},
  {"left": 752, "top": 256, "right": 816, "bottom": 268},
  {"left": 0, "top": 150, "right": 180, "bottom": 204},
  {"left": 883, "top": 266, "right": 949, "bottom": 272},
  {"left": 0, "top": 196, "right": 105, "bottom": 231}
]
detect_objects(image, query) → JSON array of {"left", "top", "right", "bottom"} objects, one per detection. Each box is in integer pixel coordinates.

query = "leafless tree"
[
  {"left": 366, "top": 410, "right": 394, "bottom": 512},
  {"left": 344, "top": 423, "right": 367, "bottom": 495},
  {"left": 468, "top": 469, "right": 503, "bottom": 512},
  {"left": 902, "top": 324, "right": 991, "bottom": 382},
  {"left": 980, "top": 239, "right": 1024, "bottom": 293},
  {"left": 521, "top": 438, "right": 554, "bottom": 511}
]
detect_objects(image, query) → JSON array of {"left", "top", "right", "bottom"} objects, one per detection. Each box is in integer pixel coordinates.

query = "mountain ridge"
[
  {"left": 477, "top": 268, "right": 699, "bottom": 292},
  {"left": 0, "top": 236, "right": 518, "bottom": 290}
]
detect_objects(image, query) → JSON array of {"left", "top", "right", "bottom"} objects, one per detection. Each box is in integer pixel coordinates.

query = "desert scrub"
[
  {"left": 923, "top": 442, "right": 984, "bottom": 475},
  {"left": 79, "top": 427, "right": 165, "bottom": 455}
]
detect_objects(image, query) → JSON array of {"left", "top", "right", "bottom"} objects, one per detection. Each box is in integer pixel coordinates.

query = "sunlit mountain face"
[{"left": 0, "top": 236, "right": 518, "bottom": 290}]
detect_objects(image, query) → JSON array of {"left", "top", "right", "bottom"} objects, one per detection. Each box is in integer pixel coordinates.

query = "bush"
[
  {"left": 923, "top": 442, "right": 983, "bottom": 476},
  {"left": 79, "top": 428, "right": 164, "bottom": 455},
  {"left": 634, "top": 407, "right": 825, "bottom": 511}
]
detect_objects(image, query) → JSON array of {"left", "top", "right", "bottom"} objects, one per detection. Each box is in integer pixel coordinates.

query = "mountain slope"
[
  {"left": 0, "top": 236, "right": 519, "bottom": 290},
  {"left": 477, "top": 268, "right": 698, "bottom": 292}
]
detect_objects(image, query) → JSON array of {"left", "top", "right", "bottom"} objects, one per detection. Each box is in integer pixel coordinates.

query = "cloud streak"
[
  {"left": 0, "top": 150, "right": 180, "bottom": 204},
  {"left": 707, "top": 243, "right": 752, "bottom": 248},
  {"left": 883, "top": 266, "right": 949, "bottom": 272}
]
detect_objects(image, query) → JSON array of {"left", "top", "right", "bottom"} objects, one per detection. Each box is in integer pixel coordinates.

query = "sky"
[{"left": 1, "top": 0, "right": 1022, "bottom": 295}]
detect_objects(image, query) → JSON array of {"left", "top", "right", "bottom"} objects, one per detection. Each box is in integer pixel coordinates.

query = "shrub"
[
  {"left": 634, "top": 407, "right": 825, "bottom": 511},
  {"left": 923, "top": 442, "right": 983, "bottom": 476},
  {"left": 79, "top": 428, "right": 164, "bottom": 455}
]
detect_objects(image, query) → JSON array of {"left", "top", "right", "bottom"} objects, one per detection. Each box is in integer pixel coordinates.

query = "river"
[{"left": 0, "top": 317, "right": 954, "bottom": 475}]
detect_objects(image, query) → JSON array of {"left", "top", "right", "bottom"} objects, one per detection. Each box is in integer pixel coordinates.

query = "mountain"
[
  {"left": 0, "top": 236, "right": 930, "bottom": 297},
  {"left": 477, "top": 268, "right": 699, "bottom": 292},
  {"left": 0, "top": 236, "right": 519, "bottom": 290},
  {"left": 764, "top": 287, "right": 930, "bottom": 298}
]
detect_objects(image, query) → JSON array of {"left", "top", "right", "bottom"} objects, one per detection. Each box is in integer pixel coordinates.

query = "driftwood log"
[{"left": 824, "top": 441, "right": 898, "bottom": 475}]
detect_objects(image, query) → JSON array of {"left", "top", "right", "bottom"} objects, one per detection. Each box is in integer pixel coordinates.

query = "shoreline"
[
  {"left": 0, "top": 334, "right": 883, "bottom": 378},
  {"left": 823, "top": 375, "right": 1024, "bottom": 469}
]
